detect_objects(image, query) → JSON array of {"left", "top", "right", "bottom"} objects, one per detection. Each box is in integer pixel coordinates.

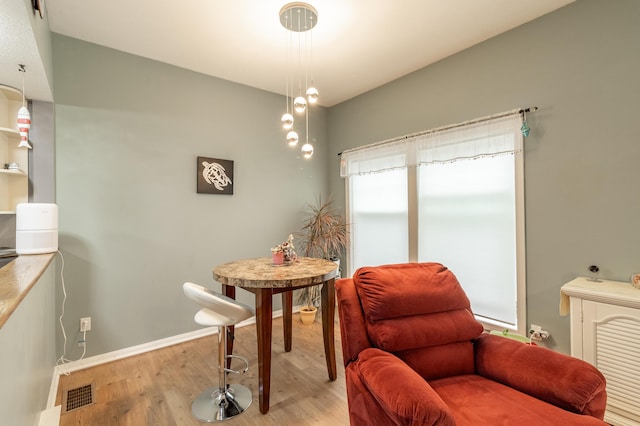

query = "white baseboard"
[
  {"left": 38, "top": 405, "right": 61, "bottom": 426},
  {"left": 46, "top": 308, "right": 293, "bottom": 409},
  {"left": 45, "top": 367, "right": 62, "bottom": 413}
]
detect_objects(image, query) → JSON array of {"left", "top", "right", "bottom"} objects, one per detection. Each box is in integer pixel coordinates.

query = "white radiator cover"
[{"left": 562, "top": 277, "right": 640, "bottom": 426}]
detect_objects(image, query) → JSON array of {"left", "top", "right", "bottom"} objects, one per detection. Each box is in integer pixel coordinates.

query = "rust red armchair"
[{"left": 336, "top": 262, "right": 607, "bottom": 425}]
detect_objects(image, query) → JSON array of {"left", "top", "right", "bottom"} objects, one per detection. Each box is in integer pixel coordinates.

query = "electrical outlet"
[
  {"left": 80, "top": 317, "right": 92, "bottom": 332},
  {"left": 529, "top": 323, "right": 550, "bottom": 341}
]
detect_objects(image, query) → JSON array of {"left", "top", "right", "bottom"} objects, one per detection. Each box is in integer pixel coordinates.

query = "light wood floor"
[{"left": 55, "top": 315, "right": 349, "bottom": 425}]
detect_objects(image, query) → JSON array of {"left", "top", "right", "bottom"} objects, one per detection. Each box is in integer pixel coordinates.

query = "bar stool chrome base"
[{"left": 191, "top": 384, "right": 252, "bottom": 422}]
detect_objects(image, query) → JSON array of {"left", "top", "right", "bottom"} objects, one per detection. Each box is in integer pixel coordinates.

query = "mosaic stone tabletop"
[{"left": 213, "top": 257, "right": 338, "bottom": 289}]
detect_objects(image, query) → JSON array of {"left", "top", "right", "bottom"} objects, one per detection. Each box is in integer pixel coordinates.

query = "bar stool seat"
[{"left": 183, "top": 282, "right": 255, "bottom": 422}]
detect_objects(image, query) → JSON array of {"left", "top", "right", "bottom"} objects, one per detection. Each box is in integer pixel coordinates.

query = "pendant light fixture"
[
  {"left": 17, "top": 64, "right": 32, "bottom": 149},
  {"left": 279, "top": 2, "right": 318, "bottom": 159}
]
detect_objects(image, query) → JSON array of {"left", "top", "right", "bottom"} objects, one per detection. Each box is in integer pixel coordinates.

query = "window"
[
  {"left": 349, "top": 168, "right": 408, "bottom": 268},
  {"left": 341, "top": 111, "right": 526, "bottom": 333}
]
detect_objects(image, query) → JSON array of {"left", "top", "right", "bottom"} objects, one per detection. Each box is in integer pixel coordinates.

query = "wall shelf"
[
  {"left": 0, "top": 169, "right": 26, "bottom": 176},
  {"left": 0, "top": 126, "right": 20, "bottom": 139},
  {"left": 0, "top": 85, "right": 29, "bottom": 213}
]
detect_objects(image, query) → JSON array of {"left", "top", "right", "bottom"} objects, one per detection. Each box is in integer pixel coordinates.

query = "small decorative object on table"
[
  {"left": 270, "top": 234, "right": 297, "bottom": 265},
  {"left": 631, "top": 273, "right": 640, "bottom": 289},
  {"left": 587, "top": 265, "right": 601, "bottom": 282},
  {"left": 271, "top": 251, "right": 284, "bottom": 265}
]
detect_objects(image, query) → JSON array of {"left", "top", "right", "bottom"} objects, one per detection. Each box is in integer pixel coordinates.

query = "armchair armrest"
[
  {"left": 474, "top": 333, "right": 607, "bottom": 419},
  {"left": 348, "top": 348, "right": 455, "bottom": 426},
  {"left": 336, "top": 278, "right": 372, "bottom": 366}
]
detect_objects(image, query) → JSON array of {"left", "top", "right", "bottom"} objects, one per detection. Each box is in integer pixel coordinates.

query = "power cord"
[
  {"left": 55, "top": 250, "right": 87, "bottom": 373},
  {"left": 491, "top": 328, "right": 534, "bottom": 345}
]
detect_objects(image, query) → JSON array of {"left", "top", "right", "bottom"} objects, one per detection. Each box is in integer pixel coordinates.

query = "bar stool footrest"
[{"left": 224, "top": 354, "right": 249, "bottom": 374}]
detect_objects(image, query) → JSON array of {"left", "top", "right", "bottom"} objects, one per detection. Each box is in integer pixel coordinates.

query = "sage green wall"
[
  {"left": 53, "top": 34, "right": 329, "bottom": 357},
  {"left": 328, "top": 0, "right": 640, "bottom": 354}
]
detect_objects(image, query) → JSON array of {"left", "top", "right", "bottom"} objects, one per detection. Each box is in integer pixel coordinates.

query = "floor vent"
[{"left": 62, "top": 382, "right": 95, "bottom": 413}]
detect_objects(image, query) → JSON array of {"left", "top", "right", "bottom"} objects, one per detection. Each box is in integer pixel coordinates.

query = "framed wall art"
[{"left": 197, "top": 156, "right": 234, "bottom": 195}]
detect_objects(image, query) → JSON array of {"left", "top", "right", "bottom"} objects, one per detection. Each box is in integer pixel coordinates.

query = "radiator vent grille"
[
  {"left": 595, "top": 317, "right": 640, "bottom": 422},
  {"left": 62, "top": 382, "right": 95, "bottom": 413}
]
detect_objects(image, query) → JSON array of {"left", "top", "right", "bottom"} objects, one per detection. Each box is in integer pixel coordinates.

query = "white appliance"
[{"left": 16, "top": 203, "right": 58, "bottom": 255}]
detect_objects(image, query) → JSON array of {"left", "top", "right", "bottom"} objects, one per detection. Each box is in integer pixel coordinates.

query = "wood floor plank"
[{"left": 56, "top": 314, "right": 349, "bottom": 425}]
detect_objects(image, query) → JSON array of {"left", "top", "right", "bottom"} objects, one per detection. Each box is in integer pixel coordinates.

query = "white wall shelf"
[
  {"left": 0, "top": 168, "right": 26, "bottom": 176},
  {"left": 0, "top": 85, "right": 29, "bottom": 214},
  {"left": 0, "top": 126, "right": 20, "bottom": 138}
]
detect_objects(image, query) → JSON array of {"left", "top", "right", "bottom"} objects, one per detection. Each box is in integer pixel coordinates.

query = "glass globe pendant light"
[
  {"left": 301, "top": 142, "right": 313, "bottom": 158},
  {"left": 279, "top": 3, "right": 318, "bottom": 158},
  {"left": 293, "top": 95, "right": 307, "bottom": 113},
  {"left": 306, "top": 87, "right": 319, "bottom": 104},
  {"left": 286, "top": 130, "right": 299, "bottom": 146},
  {"left": 281, "top": 113, "right": 294, "bottom": 130}
]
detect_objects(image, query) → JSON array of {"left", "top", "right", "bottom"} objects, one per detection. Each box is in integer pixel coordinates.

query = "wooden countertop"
[{"left": 0, "top": 253, "right": 56, "bottom": 329}]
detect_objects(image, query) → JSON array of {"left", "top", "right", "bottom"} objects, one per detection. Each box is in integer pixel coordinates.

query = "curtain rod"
[{"left": 337, "top": 106, "right": 538, "bottom": 156}]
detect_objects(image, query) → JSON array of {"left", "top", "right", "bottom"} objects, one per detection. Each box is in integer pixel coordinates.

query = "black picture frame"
[{"left": 197, "top": 157, "right": 234, "bottom": 195}]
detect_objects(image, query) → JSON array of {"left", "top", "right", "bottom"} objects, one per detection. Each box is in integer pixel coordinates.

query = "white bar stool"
[{"left": 183, "top": 282, "right": 255, "bottom": 422}]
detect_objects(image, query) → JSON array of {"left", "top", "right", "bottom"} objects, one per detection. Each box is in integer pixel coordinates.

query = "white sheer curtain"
[
  {"left": 342, "top": 109, "right": 527, "bottom": 332},
  {"left": 340, "top": 110, "right": 523, "bottom": 177}
]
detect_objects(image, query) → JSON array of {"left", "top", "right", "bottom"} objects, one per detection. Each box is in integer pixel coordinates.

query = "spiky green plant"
[{"left": 297, "top": 197, "right": 349, "bottom": 309}]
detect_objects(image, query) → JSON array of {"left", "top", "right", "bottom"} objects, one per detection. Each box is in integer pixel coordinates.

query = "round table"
[{"left": 213, "top": 257, "right": 338, "bottom": 414}]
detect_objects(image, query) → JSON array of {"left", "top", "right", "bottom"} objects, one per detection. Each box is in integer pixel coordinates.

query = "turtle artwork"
[{"left": 197, "top": 156, "right": 234, "bottom": 195}]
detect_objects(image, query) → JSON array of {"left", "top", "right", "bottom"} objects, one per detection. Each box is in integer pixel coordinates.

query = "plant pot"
[
  {"left": 331, "top": 257, "right": 341, "bottom": 278},
  {"left": 299, "top": 306, "right": 318, "bottom": 325},
  {"left": 272, "top": 252, "right": 284, "bottom": 265}
]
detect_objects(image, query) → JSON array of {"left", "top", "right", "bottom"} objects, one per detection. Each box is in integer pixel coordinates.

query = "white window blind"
[
  {"left": 341, "top": 110, "right": 527, "bottom": 333},
  {"left": 349, "top": 168, "right": 409, "bottom": 269}
]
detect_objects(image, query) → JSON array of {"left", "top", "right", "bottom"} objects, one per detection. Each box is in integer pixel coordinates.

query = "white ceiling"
[
  {"left": 4, "top": 0, "right": 575, "bottom": 106},
  {"left": 0, "top": 0, "right": 52, "bottom": 101}
]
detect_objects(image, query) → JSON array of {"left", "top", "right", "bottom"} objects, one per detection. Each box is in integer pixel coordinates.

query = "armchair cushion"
[
  {"left": 397, "top": 342, "right": 476, "bottom": 380},
  {"left": 475, "top": 333, "right": 607, "bottom": 417},
  {"left": 367, "top": 308, "right": 482, "bottom": 352},
  {"left": 352, "top": 262, "right": 483, "bottom": 378},
  {"left": 354, "top": 263, "right": 471, "bottom": 320},
  {"left": 431, "top": 375, "right": 608, "bottom": 426}
]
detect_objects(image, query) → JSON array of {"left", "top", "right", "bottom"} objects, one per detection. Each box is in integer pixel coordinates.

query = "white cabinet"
[
  {"left": 0, "top": 85, "right": 28, "bottom": 213},
  {"left": 561, "top": 277, "right": 640, "bottom": 426}
]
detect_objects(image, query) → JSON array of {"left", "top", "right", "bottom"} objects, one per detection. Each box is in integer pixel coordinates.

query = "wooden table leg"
[
  {"left": 282, "top": 291, "right": 293, "bottom": 352},
  {"left": 321, "top": 278, "right": 337, "bottom": 381},
  {"left": 222, "top": 284, "right": 235, "bottom": 369},
  {"left": 255, "top": 289, "right": 273, "bottom": 414}
]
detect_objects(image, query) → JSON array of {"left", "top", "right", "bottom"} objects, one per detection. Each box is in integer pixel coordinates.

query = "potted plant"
[
  {"left": 296, "top": 197, "right": 349, "bottom": 324},
  {"left": 270, "top": 234, "right": 297, "bottom": 265}
]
